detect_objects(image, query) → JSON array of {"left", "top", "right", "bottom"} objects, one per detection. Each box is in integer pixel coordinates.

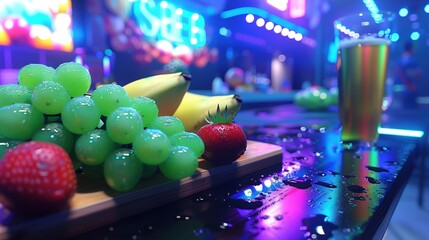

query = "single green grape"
[
  {"left": 0, "top": 103, "right": 44, "bottom": 140},
  {"left": 159, "top": 146, "right": 198, "bottom": 180},
  {"left": 130, "top": 96, "right": 159, "bottom": 126},
  {"left": 106, "top": 107, "right": 143, "bottom": 144},
  {"left": 61, "top": 96, "right": 101, "bottom": 134},
  {"left": 169, "top": 131, "right": 205, "bottom": 158},
  {"left": 104, "top": 148, "right": 143, "bottom": 192},
  {"left": 0, "top": 84, "right": 32, "bottom": 107},
  {"left": 132, "top": 128, "right": 171, "bottom": 165},
  {"left": 53, "top": 62, "right": 92, "bottom": 97},
  {"left": 18, "top": 63, "right": 55, "bottom": 89},
  {"left": 0, "top": 136, "right": 24, "bottom": 159},
  {"left": 32, "top": 122, "right": 75, "bottom": 153},
  {"left": 148, "top": 116, "right": 185, "bottom": 137},
  {"left": 31, "top": 81, "right": 70, "bottom": 114},
  {"left": 75, "top": 129, "right": 117, "bottom": 165},
  {"left": 91, "top": 84, "right": 131, "bottom": 116}
]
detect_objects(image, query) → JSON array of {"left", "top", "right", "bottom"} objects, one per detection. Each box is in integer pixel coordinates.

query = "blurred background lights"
[
  {"left": 362, "top": 0, "right": 379, "bottom": 15},
  {"left": 399, "top": 8, "right": 408, "bottom": 17},
  {"left": 295, "top": 32, "right": 303, "bottom": 41},
  {"left": 245, "top": 14, "right": 255, "bottom": 23},
  {"left": 191, "top": 13, "right": 199, "bottom": 21},
  {"left": 175, "top": 8, "right": 183, "bottom": 15},
  {"left": 30, "top": 25, "right": 51, "bottom": 40},
  {"left": 425, "top": 4, "right": 429, "bottom": 13},
  {"left": 219, "top": 27, "right": 231, "bottom": 37},
  {"left": 265, "top": 21, "right": 274, "bottom": 30},
  {"left": 160, "top": 1, "right": 168, "bottom": 8},
  {"left": 410, "top": 31, "right": 420, "bottom": 40},
  {"left": 409, "top": 14, "right": 418, "bottom": 21},
  {"left": 273, "top": 24, "right": 282, "bottom": 33},
  {"left": 281, "top": 28, "right": 289, "bottom": 36},
  {"left": 278, "top": 54, "right": 286, "bottom": 62},
  {"left": 191, "top": 26, "right": 199, "bottom": 34},
  {"left": 190, "top": 37, "right": 198, "bottom": 45},
  {"left": 256, "top": 18, "right": 265, "bottom": 27},
  {"left": 411, "top": 22, "right": 420, "bottom": 29},
  {"left": 390, "top": 33, "right": 400, "bottom": 42}
]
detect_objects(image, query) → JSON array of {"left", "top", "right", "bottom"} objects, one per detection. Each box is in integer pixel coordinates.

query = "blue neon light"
[
  {"left": 399, "top": 8, "right": 409, "bottom": 17},
  {"left": 410, "top": 31, "right": 420, "bottom": 40},
  {"left": 378, "top": 127, "right": 424, "bottom": 138},
  {"left": 390, "top": 33, "right": 399, "bottom": 42},
  {"left": 220, "top": 7, "right": 308, "bottom": 35},
  {"left": 362, "top": 0, "right": 379, "bottom": 14},
  {"left": 133, "top": 0, "right": 206, "bottom": 48}
]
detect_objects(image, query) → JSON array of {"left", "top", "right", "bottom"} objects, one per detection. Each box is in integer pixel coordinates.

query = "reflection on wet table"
[{"left": 73, "top": 122, "right": 419, "bottom": 240}]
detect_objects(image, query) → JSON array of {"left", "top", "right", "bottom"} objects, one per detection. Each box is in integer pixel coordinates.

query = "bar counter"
[{"left": 1, "top": 104, "right": 426, "bottom": 240}]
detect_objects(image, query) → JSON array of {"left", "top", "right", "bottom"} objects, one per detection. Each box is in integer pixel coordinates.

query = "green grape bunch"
[{"left": 0, "top": 62, "right": 205, "bottom": 193}]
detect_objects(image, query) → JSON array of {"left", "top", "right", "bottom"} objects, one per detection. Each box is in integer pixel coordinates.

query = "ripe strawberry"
[
  {"left": 197, "top": 105, "right": 247, "bottom": 165},
  {"left": 0, "top": 141, "right": 77, "bottom": 216}
]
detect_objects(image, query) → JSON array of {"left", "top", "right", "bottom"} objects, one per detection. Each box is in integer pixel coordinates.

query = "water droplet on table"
[
  {"left": 283, "top": 178, "right": 312, "bottom": 189},
  {"left": 347, "top": 185, "right": 367, "bottom": 193},
  {"left": 365, "top": 176, "right": 381, "bottom": 184},
  {"left": 314, "top": 181, "right": 337, "bottom": 188}
]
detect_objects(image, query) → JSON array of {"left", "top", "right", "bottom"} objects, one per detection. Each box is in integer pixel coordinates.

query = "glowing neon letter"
[{"left": 133, "top": 0, "right": 160, "bottom": 38}]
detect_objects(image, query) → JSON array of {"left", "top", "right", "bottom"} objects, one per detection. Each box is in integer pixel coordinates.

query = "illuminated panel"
[
  {"left": 267, "top": 0, "right": 289, "bottom": 11},
  {"left": 133, "top": 0, "right": 206, "bottom": 48},
  {"left": 378, "top": 127, "right": 424, "bottom": 138},
  {"left": 0, "top": 0, "right": 73, "bottom": 51},
  {"left": 289, "top": 0, "right": 306, "bottom": 18}
]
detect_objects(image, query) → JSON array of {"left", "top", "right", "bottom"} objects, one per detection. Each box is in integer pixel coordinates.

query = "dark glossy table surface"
[{"left": 71, "top": 104, "right": 424, "bottom": 240}]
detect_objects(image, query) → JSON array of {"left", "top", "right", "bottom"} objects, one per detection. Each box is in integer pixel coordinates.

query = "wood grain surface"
[{"left": 0, "top": 140, "right": 283, "bottom": 240}]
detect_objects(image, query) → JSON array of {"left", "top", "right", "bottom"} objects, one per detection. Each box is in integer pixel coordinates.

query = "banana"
[
  {"left": 123, "top": 72, "right": 191, "bottom": 116},
  {"left": 173, "top": 92, "right": 242, "bottom": 133}
]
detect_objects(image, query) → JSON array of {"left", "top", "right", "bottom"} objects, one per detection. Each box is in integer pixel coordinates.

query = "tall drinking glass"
[{"left": 334, "top": 12, "right": 395, "bottom": 147}]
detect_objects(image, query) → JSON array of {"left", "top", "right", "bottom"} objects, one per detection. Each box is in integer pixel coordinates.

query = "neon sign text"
[{"left": 133, "top": 0, "right": 206, "bottom": 48}]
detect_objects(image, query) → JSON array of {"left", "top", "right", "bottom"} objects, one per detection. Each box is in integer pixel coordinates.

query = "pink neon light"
[
  {"left": 267, "top": 0, "right": 288, "bottom": 11},
  {"left": 290, "top": 0, "right": 306, "bottom": 18}
]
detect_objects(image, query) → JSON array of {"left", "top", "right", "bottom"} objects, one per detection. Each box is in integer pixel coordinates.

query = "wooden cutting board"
[{"left": 0, "top": 140, "right": 283, "bottom": 240}]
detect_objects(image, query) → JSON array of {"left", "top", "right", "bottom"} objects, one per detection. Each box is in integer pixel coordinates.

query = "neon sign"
[{"left": 133, "top": 0, "right": 206, "bottom": 48}]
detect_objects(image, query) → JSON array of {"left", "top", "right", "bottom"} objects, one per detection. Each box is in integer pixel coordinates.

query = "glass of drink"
[{"left": 334, "top": 11, "right": 395, "bottom": 148}]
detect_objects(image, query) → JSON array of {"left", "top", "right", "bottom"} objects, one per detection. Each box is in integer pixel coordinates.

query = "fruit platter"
[{"left": 0, "top": 63, "right": 283, "bottom": 239}]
